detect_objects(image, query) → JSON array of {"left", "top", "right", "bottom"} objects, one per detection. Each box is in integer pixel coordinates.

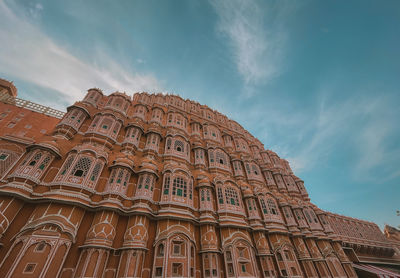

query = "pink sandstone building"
[{"left": 0, "top": 78, "right": 399, "bottom": 277}]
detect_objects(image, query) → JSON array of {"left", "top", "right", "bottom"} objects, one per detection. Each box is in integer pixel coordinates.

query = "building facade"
[{"left": 0, "top": 79, "right": 399, "bottom": 277}]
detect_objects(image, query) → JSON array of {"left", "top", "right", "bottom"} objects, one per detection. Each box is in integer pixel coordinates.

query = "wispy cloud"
[
  {"left": 285, "top": 93, "right": 400, "bottom": 182},
  {"left": 0, "top": 1, "right": 162, "bottom": 105},
  {"left": 210, "top": 0, "right": 289, "bottom": 87}
]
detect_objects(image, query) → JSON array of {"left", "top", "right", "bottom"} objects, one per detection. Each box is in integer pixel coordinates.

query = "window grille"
[
  {"left": 216, "top": 152, "right": 225, "bottom": 165},
  {"left": 29, "top": 152, "right": 42, "bottom": 166},
  {"left": 91, "top": 117, "right": 100, "bottom": 128},
  {"left": 225, "top": 187, "right": 239, "bottom": 206},
  {"left": 166, "top": 138, "right": 171, "bottom": 150},
  {"left": 123, "top": 172, "right": 129, "bottom": 186},
  {"left": 189, "top": 179, "right": 192, "bottom": 199},
  {"left": 90, "top": 162, "right": 102, "bottom": 182},
  {"left": 113, "top": 122, "right": 121, "bottom": 135},
  {"left": 174, "top": 140, "right": 184, "bottom": 152},
  {"left": 218, "top": 187, "right": 224, "bottom": 204},
  {"left": 138, "top": 176, "right": 143, "bottom": 189},
  {"left": 61, "top": 155, "right": 75, "bottom": 175},
  {"left": 209, "top": 151, "right": 214, "bottom": 163},
  {"left": 109, "top": 169, "right": 116, "bottom": 184},
  {"left": 172, "top": 177, "right": 187, "bottom": 197},
  {"left": 304, "top": 210, "right": 313, "bottom": 223},
  {"left": 72, "top": 156, "right": 92, "bottom": 177},
  {"left": 245, "top": 163, "right": 251, "bottom": 175},
  {"left": 39, "top": 155, "right": 51, "bottom": 170},
  {"left": 252, "top": 164, "right": 259, "bottom": 175},
  {"left": 260, "top": 199, "right": 268, "bottom": 214},
  {"left": 163, "top": 175, "right": 170, "bottom": 195},
  {"left": 144, "top": 175, "right": 152, "bottom": 190},
  {"left": 267, "top": 199, "right": 278, "bottom": 215},
  {"left": 117, "top": 169, "right": 124, "bottom": 184}
]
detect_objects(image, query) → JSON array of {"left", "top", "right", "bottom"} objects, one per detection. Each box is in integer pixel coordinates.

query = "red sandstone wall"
[{"left": 0, "top": 90, "right": 396, "bottom": 278}]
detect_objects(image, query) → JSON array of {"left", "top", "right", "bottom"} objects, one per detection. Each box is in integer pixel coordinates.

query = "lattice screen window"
[
  {"left": 116, "top": 169, "right": 124, "bottom": 184},
  {"left": 123, "top": 171, "right": 130, "bottom": 187},
  {"left": 209, "top": 151, "right": 214, "bottom": 163},
  {"left": 38, "top": 155, "right": 51, "bottom": 170},
  {"left": 29, "top": 152, "right": 42, "bottom": 167},
  {"left": 90, "top": 116, "right": 100, "bottom": 129},
  {"left": 245, "top": 163, "right": 251, "bottom": 175},
  {"left": 101, "top": 118, "right": 113, "bottom": 130},
  {"left": 172, "top": 177, "right": 187, "bottom": 197},
  {"left": 304, "top": 210, "right": 313, "bottom": 224},
  {"left": 166, "top": 138, "right": 172, "bottom": 150},
  {"left": 225, "top": 187, "right": 239, "bottom": 206},
  {"left": 60, "top": 155, "right": 75, "bottom": 175},
  {"left": 71, "top": 156, "right": 92, "bottom": 177},
  {"left": 163, "top": 175, "right": 170, "bottom": 195},
  {"left": 174, "top": 140, "right": 184, "bottom": 153},
  {"left": 217, "top": 187, "right": 224, "bottom": 204},
  {"left": 260, "top": 199, "right": 268, "bottom": 214},
  {"left": 216, "top": 152, "right": 226, "bottom": 165},
  {"left": 267, "top": 199, "right": 278, "bottom": 215},
  {"left": 251, "top": 164, "right": 259, "bottom": 175}
]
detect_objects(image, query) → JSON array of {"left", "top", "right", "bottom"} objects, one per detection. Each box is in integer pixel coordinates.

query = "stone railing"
[{"left": 0, "top": 91, "right": 65, "bottom": 119}]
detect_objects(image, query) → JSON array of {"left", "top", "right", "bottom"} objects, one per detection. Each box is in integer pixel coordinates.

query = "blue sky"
[{"left": 0, "top": 0, "right": 399, "bottom": 229}]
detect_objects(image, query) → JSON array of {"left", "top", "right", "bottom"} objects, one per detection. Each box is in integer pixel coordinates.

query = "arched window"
[
  {"left": 13, "top": 149, "right": 54, "bottom": 181},
  {"left": 55, "top": 153, "right": 104, "bottom": 189},
  {"left": 123, "top": 126, "right": 142, "bottom": 147},
  {"left": 105, "top": 95, "right": 130, "bottom": 113},
  {"left": 267, "top": 198, "right": 278, "bottom": 215},
  {"left": 223, "top": 241, "right": 257, "bottom": 278},
  {"left": 133, "top": 104, "right": 147, "bottom": 119},
  {"left": 101, "top": 118, "right": 112, "bottom": 131},
  {"left": 258, "top": 196, "right": 283, "bottom": 223},
  {"left": 59, "top": 155, "right": 75, "bottom": 176},
  {"left": 145, "top": 133, "right": 160, "bottom": 152},
  {"left": 72, "top": 157, "right": 92, "bottom": 177},
  {"left": 153, "top": 235, "right": 195, "bottom": 278},
  {"left": 260, "top": 199, "right": 268, "bottom": 214},
  {"left": 151, "top": 108, "right": 163, "bottom": 124},
  {"left": 275, "top": 247, "right": 301, "bottom": 278},
  {"left": 208, "top": 149, "right": 230, "bottom": 172},
  {"left": 172, "top": 177, "right": 187, "bottom": 197},
  {"left": 194, "top": 149, "right": 205, "bottom": 165},
  {"left": 174, "top": 140, "right": 184, "bottom": 153},
  {"left": 87, "top": 114, "right": 122, "bottom": 140},
  {"left": 135, "top": 173, "right": 155, "bottom": 199},
  {"left": 164, "top": 137, "right": 190, "bottom": 161},
  {"left": 161, "top": 172, "right": 193, "bottom": 206},
  {"left": 225, "top": 187, "right": 239, "bottom": 206},
  {"left": 59, "top": 108, "right": 86, "bottom": 130},
  {"left": 29, "top": 152, "right": 42, "bottom": 167},
  {"left": 200, "top": 188, "right": 213, "bottom": 210},
  {"left": 217, "top": 184, "right": 242, "bottom": 213},
  {"left": 244, "top": 162, "right": 263, "bottom": 181}
]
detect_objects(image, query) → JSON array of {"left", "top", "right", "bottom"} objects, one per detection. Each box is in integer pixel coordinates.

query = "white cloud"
[
  {"left": 0, "top": 1, "right": 162, "bottom": 104},
  {"left": 210, "top": 0, "right": 289, "bottom": 87},
  {"left": 285, "top": 93, "right": 400, "bottom": 182}
]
